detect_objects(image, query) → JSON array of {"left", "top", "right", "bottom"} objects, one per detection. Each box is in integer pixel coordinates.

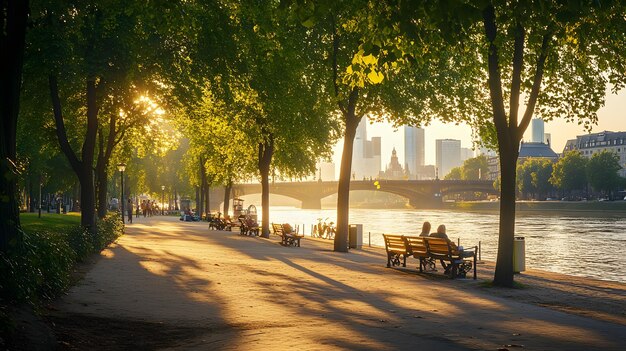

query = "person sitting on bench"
[
  {"left": 419, "top": 221, "right": 431, "bottom": 237},
  {"left": 429, "top": 224, "right": 449, "bottom": 239}
]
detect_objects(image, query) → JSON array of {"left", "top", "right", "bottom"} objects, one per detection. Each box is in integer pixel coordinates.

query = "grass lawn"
[{"left": 20, "top": 212, "right": 81, "bottom": 234}]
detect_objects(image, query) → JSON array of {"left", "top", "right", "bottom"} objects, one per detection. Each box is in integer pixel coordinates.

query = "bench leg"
[
  {"left": 386, "top": 254, "right": 392, "bottom": 268},
  {"left": 402, "top": 255, "right": 406, "bottom": 268},
  {"left": 473, "top": 251, "right": 477, "bottom": 280}
]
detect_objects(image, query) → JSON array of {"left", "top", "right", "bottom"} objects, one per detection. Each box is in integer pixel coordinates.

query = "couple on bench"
[{"left": 418, "top": 222, "right": 475, "bottom": 274}]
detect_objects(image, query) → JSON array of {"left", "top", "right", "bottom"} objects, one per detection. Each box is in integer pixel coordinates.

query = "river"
[{"left": 259, "top": 206, "right": 626, "bottom": 283}]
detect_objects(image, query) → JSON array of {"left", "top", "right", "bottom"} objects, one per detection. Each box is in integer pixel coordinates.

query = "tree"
[
  {"left": 0, "top": 0, "right": 29, "bottom": 252},
  {"left": 461, "top": 156, "right": 489, "bottom": 180},
  {"left": 550, "top": 151, "right": 588, "bottom": 197},
  {"left": 444, "top": 167, "right": 462, "bottom": 180},
  {"left": 586, "top": 150, "right": 622, "bottom": 198},
  {"left": 392, "top": 1, "right": 626, "bottom": 286},
  {"left": 29, "top": 0, "right": 178, "bottom": 230},
  {"left": 517, "top": 158, "right": 553, "bottom": 199},
  {"left": 292, "top": 1, "right": 444, "bottom": 251}
]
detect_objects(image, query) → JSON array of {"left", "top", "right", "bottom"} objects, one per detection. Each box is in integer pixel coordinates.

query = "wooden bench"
[
  {"left": 423, "top": 237, "right": 477, "bottom": 279},
  {"left": 239, "top": 218, "right": 259, "bottom": 236},
  {"left": 383, "top": 234, "right": 409, "bottom": 267},
  {"left": 403, "top": 236, "right": 436, "bottom": 272},
  {"left": 272, "top": 223, "right": 303, "bottom": 247}
]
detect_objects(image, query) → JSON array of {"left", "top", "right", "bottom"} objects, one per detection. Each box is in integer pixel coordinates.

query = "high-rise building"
[
  {"left": 351, "top": 118, "right": 381, "bottom": 179},
  {"left": 436, "top": 139, "right": 462, "bottom": 178},
  {"left": 531, "top": 119, "right": 545, "bottom": 143},
  {"left": 461, "top": 147, "right": 474, "bottom": 162},
  {"left": 403, "top": 126, "right": 425, "bottom": 179}
]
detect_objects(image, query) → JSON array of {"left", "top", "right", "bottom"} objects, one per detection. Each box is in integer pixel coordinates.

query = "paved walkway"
[{"left": 50, "top": 216, "right": 625, "bottom": 350}]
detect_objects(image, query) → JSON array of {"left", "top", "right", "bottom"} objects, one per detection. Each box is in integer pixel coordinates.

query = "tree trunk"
[
  {"left": 195, "top": 186, "right": 200, "bottom": 212},
  {"left": 174, "top": 188, "right": 178, "bottom": 210},
  {"left": 258, "top": 136, "right": 274, "bottom": 238},
  {"left": 199, "top": 157, "right": 206, "bottom": 218},
  {"left": 204, "top": 182, "right": 211, "bottom": 219},
  {"left": 96, "top": 163, "right": 108, "bottom": 218},
  {"left": 223, "top": 183, "right": 232, "bottom": 217},
  {"left": 334, "top": 115, "right": 360, "bottom": 252},
  {"left": 493, "top": 147, "right": 519, "bottom": 286},
  {"left": 334, "top": 87, "right": 361, "bottom": 253},
  {"left": 0, "top": 0, "right": 28, "bottom": 253},
  {"left": 49, "top": 75, "right": 99, "bottom": 232}
]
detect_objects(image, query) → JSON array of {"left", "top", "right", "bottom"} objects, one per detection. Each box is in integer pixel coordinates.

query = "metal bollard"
[{"left": 457, "top": 238, "right": 460, "bottom": 247}]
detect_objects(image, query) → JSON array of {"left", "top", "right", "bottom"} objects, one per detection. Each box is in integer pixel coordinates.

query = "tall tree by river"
[{"left": 390, "top": 1, "right": 626, "bottom": 286}]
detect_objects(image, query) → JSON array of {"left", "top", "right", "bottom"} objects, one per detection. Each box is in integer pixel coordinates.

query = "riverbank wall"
[{"left": 447, "top": 200, "right": 626, "bottom": 216}]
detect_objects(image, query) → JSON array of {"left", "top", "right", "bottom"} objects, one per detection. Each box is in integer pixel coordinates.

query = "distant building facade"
[
  {"left": 403, "top": 126, "right": 425, "bottom": 179},
  {"left": 518, "top": 141, "right": 559, "bottom": 162},
  {"left": 382, "top": 147, "right": 406, "bottom": 179},
  {"left": 461, "top": 147, "right": 474, "bottom": 162},
  {"left": 486, "top": 141, "right": 558, "bottom": 181},
  {"left": 563, "top": 131, "right": 626, "bottom": 177},
  {"left": 436, "top": 139, "right": 461, "bottom": 179},
  {"left": 352, "top": 118, "right": 381, "bottom": 179}
]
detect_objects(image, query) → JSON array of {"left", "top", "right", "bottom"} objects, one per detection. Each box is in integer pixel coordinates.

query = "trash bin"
[
  {"left": 513, "top": 236, "right": 526, "bottom": 273},
  {"left": 349, "top": 224, "right": 363, "bottom": 249}
]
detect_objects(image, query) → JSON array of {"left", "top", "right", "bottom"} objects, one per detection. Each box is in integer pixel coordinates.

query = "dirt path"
[{"left": 47, "top": 216, "right": 626, "bottom": 350}]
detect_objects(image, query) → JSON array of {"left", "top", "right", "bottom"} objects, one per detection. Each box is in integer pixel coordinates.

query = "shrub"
[{"left": 0, "top": 213, "right": 124, "bottom": 306}]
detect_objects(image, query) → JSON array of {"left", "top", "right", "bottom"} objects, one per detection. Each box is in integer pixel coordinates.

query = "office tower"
[
  {"left": 461, "top": 147, "right": 474, "bottom": 162},
  {"left": 531, "top": 119, "right": 545, "bottom": 143},
  {"left": 351, "top": 118, "right": 381, "bottom": 179},
  {"left": 404, "top": 126, "right": 425, "bottom": 179},
  {"left": 436, "top": 139, "right": 461, "bottom": 178}
]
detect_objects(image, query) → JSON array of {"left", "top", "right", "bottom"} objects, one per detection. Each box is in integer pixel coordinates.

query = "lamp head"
[{"left": 117, "top": 163, "right": 126, "bottom": 172}]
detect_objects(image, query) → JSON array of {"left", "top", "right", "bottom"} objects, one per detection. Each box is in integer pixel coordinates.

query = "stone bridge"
[{"left": 211, "top": 180, "right": 497, "bottom": 209}]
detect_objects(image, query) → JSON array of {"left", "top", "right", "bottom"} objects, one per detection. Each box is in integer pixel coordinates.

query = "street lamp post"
[
  {"left": 161, "top": 185, "right": 165, "bottom": 215},
  {"left": 118, "top": 163, "right": 126, "bottom": 223}
]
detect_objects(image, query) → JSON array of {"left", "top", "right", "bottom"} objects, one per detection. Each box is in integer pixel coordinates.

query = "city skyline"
[{"left": 332, "top": 87, "right": 626, "bottom": 177}]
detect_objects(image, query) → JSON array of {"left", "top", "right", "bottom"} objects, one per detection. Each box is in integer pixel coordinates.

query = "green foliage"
[
  {"left": 444, "top": 167, "right": 462, "bottom": 180},
  {"left": 0, "top": 214, "right": 123, "bottom": 306},
  {"left": 443, "top": 156, "right": 489, "bottom": 181},
  {"left": 586, "top": 150, "right": 622, "bottom": 196},
  {"left": 461, "top": 156, "right": 489, "bottom": 180},
  {"left": 516, "top": 158, "right": 554, "bottom": 199},
  {"left": 550, "top": 151, "right": 588, "bottom": 193}
]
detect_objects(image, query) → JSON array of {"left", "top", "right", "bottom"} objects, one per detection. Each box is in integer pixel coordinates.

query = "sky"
[{"left": 331, "top": 87, "right": 626, "bottom": 176}]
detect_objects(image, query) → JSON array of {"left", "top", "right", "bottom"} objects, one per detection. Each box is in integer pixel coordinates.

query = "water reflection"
[{"left": 261, "top": 206, "right": 626, "bottom": 283}]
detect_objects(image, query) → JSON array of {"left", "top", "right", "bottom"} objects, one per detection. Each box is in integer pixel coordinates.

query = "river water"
[{"left": 261, "top": 206, "right": 626, "bottom": 283}]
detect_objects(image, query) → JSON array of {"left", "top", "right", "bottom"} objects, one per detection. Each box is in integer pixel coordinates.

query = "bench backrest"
[
  {"left": 403, "top": 236, "right": 427, "bottom": 257},
  {"left": 272, "top": 223, "right": 283, "bottom": 235},
  {"left": 383, "top": 234, "right": 408, "bottom": 254},
  {"left": 423, "top": 237, "right": 453, "bottom": 259}
]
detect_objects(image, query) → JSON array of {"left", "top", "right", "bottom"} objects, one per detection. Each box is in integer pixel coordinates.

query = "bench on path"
[
  {"left": 383, "top": 234, "right": 409, "bottom": 268},
  {"left": 239, "top": 218, "right": 259, "bottom": 236},
  {"left": 384, "top": 234, "right": 477, "bottom": 279},
  {"left": 403, "top": 236, "right": 436, "bottom": 272},
  {"left": 423, "top": 237, "right": 477, "bottom": 279},
  {"left": 272, "top": 223, "right": 303, "bottom": 247}
]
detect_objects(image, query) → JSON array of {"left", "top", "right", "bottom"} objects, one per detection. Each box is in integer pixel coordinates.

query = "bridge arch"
[{"left": 211, "top": 180, "right": 498, "bottom": 210}]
